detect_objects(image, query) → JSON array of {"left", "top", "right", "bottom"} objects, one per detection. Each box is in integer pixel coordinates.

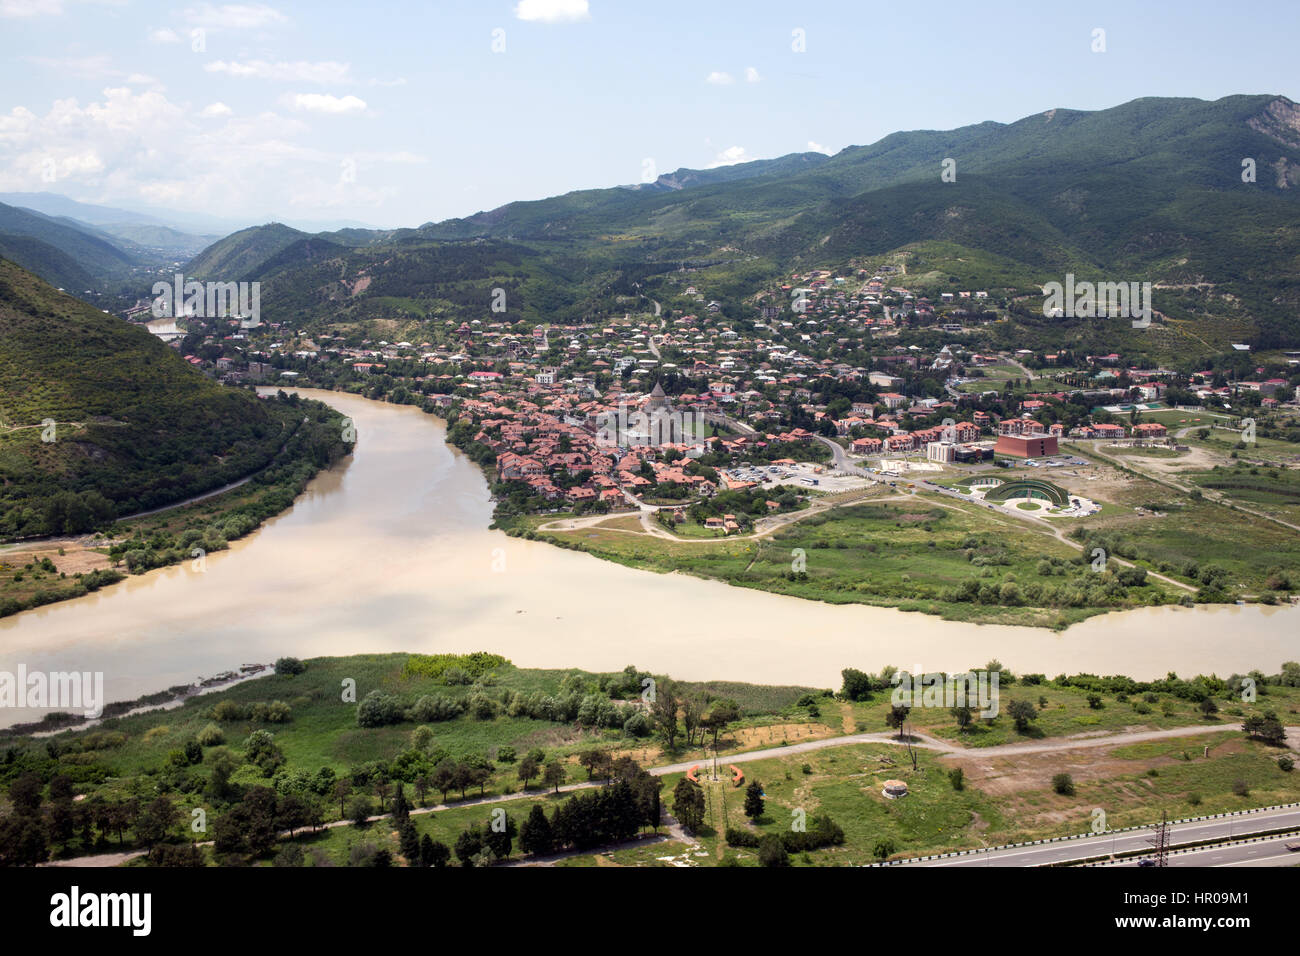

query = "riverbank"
[
  {"left": 1, "top": 389, "right": 1297, "bottom": 731},
  {"left": 8, "top": 653, "right": 1299, "bottom": 868},
  {"left": 0, "top": 391, "right": 353, "bottom": 620}
]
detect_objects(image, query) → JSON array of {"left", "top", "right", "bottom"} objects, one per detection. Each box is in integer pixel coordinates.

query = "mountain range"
[{"left": 7, "top": 93, "right": 1300, "bottom": 349}]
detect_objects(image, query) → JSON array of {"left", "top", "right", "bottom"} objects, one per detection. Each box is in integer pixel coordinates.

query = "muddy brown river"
[{"left": 1, "top": 389, "right": 1296, "bottom": 727}]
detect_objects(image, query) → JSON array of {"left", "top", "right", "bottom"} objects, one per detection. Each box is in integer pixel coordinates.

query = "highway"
[{"left": 891, "top": 806, "right": 1300, "bottom": 867}]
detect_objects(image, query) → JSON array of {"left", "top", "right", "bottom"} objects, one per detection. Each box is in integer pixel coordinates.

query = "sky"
[{"left": 1, "top": 0, "right": 1297, "bottom": 230}]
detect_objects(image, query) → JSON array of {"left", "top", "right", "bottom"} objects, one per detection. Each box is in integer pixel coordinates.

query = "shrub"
[
  {"left": 357, "top": 690, "right": 404, "bottom": 728},
  {"left": 1279, "top": 755, "right": 1294, "bottom": 772},
  {"left": 1052, "top": 773, "right": 1075, "bottom": 796},
  {"left": 197, "top": 723, "right": 225, "bottom": 747},
  {"left": 274, "top": 657, "right": 306, "bottom": 676},
  {"left": 725, "top": 827, "right": 760, "bottom": 848},
  {"left": 757, "top": 834, "right": 789, "bottom": 867}
]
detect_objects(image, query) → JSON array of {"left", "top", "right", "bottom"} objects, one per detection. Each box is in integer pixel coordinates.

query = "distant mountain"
[
  {"left": 0, "top": 201, "right": 139, "bottom": 286},
  {"left": 0, "top": 257, "right": 291, "bottom": 538},
  {"left": 0, "top": 192, "right": 170, "bottom": 227},
  {"left": 627, "top": 152, "right": 832, "bottom": 192},
  {"left": 0, "top": 233, "right": 97, "bottom": 292},
  {"left": 92, "top": 222, "right": 220, "bottom": 258},
  {"left": 184, "top": 222, "right": 312, "bottom": 281},
  {"left": 155, "top": 93, "right": 1300, "bottom": 349}
]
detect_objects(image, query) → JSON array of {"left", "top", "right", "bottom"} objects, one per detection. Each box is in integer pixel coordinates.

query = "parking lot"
[{"left": 724, "top": 461, "right": 874, "bottom": 493}]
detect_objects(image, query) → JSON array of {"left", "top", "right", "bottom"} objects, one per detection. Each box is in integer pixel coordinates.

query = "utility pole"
[{"left": 1146, "top": 811, "right": 1171, "bottom": 867}]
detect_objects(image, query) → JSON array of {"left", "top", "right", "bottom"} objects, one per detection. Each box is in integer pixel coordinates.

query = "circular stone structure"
[
  {"left": 982, "top": 478, "right": 1069, "bottom": 507},
  {"left": 882, "top": 779, "right": 909, "bottom": 799}
]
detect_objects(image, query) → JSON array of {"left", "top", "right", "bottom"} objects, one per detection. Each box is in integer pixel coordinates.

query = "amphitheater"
[{"left": 967, "top": 478, "right": 1097, "bottom": 516}]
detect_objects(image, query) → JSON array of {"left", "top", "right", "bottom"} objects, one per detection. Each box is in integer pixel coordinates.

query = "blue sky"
[{"left": 1, "top": 0, "right": 1297, "bottom": 229}]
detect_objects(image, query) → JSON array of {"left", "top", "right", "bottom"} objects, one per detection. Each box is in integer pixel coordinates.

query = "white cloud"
[
  {"left": 705, "top": 71, "right": 734, "bottom": 86},
  {"left": 514, "top": 0, "right": 589, "bottom": 23},
  {"left": 708, "top": 145, "right": 752, "bottom": 168},
  {"left": 745, "top": 66, "right": 760, "bottom": 83},
  {"left": 204, "top": 59, "right": 351, "bottom": 83},
  {"left": 148, "top": 27, "right": 181, "bottom": 43},
  {"left": 807, "top": 140, "right": 831, "bottom": 154},
  {"left": 200, "top": 101, "right": 232, "bottom": 117},
  {"left": 183, "top": 3, "right": 286, "bottom": 28},
  {"left": 283, "top": 93, "right": 367, "bottom": 115}
]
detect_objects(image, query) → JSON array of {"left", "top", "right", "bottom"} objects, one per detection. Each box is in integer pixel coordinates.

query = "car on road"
[
  {"left": 1286, "top": 841, "right": 1300, "bottom": 852},
  {"left": 1136, "top": 857, "right": 1157, "bottom": 867}
]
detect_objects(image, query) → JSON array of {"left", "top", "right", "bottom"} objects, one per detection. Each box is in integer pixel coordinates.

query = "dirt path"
[{"left": 42, "top": 721, "right": 1298, "bottom": 867}]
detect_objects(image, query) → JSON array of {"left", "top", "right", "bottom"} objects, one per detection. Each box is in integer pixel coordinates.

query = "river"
[{"left": 1, "top": 389, "right": 1296, "bottom": 727}]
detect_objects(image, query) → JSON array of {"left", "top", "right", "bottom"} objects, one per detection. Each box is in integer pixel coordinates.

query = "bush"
[
  {"left": 357, "top": 690, "right": 404, "bottom": 728},
  {"left": 948, "top": 768, "right": 964, "bottom": 791},
  {"left": 758, "top": 834, "right": 789, "bottom": 867},
  {"left": 197, "top": 723, "right": 225, "bottom": 747},
  {"left": 1052, "top": 773, "right": 1075, "bottom": 796},
  {"left": 1278, "top": 755, "right": 1294, "bottom": 772},
  {"left": 725, "top": 827, "right": 760, "bottom": 848},
  {"left": 274, "top": 657, "right": 306, "bottom": 676}
]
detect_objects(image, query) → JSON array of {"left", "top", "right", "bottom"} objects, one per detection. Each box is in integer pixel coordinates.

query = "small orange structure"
[
  {"left": 686, "top": 765, "right": 700, "bottom": 783},
  {"left": 730, "top": 765, "right": 744, "bottom": 787}
]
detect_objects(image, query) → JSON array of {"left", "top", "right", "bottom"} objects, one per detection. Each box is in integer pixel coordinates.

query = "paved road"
[
  {"left": 1090, "top": 831, "right": 1300, "bottom": 868},
  {"left": 896, "top": 807, "right": 1300, "bottom": 867}
]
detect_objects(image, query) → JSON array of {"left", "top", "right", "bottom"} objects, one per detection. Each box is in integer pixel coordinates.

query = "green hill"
[
  {"left": 173, "top": 94, "right": 1300, "bottom": 349},
  {"left": 0, "top": 202, "right": 140, "bottom": 285},
  {"left": 0, "top": 257, "right": 295, "bottom": 538}
]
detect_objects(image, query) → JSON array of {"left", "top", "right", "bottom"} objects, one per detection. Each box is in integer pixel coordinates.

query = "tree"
[
  {"left": 484, "top": 812, "right": 517, "bottom": 860},
  {"left": 951, "top": 704, "right": 973, "bottom": 733},
  {"left": 420, "top": 834, "right": 450, "bottom": 868},
  {"left": 703, "top": 699, "right": 740, "bottom": 752},
  {"left": 332, "top": 779, "right": 352, "bottom": 818},
  {"left": 517, "top": 754, "right": 541, "bottom": 789},
  {"left": 652, "top": 679, "right": 681, "bottom": 751},
  {"left": 1007, "top": 699, "right": 1038, "bottom": 734},
  {"left": 758, "top": 833, "right": 789, "bottom": 867},
  {"left": 348, "top": 796, "right": 372, "bottom": 828},
  {"left": 519, "top": 804, "right": 555, "bottom": 856},
  {"left": 1199, "top": 697, "right": 1219, "bottom": 718},
  {"left": 134, "top": 796, "right": 178, "bottom": 848},
  {"left": 543, "top": 759, "right": 567, "bottom": 794},
  {"left": 399, "top": 821, "right": 420, "bottom": 862},
  {"left": 1243, "top": 711, "right": 1287, "bottom": 745},
  {"left": 840, "top": 667, "right": 877, "bottom": 701},
  {"left": 872, "top": 839, "right": 896, "bottom": 862},
  {"left": 949, "top": 768, "right": 965, "bottom": 790},
  {"left": 672, "top": 778, "right": 706, "bottom": 834},
  {"left": 682, "top": 696, "right": 703, "bottom": 747},
  {"left": 455, "top": 825, "right": 483, "bottom": 867},
  {"left": 886, "top": 704, "right": 910, "bottom": 738},
  {"left": 743, "top": 780, "right": 765, "bottom": 821},
  {"left": 432, "top": 758, "right": 458, "bottom": 802}
]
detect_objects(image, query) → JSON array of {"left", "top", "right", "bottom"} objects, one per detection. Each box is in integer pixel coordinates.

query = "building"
[
  {"left": 994, "top": 432, "right": 1059, "bottom": 458},
  {"left": 926, "top": 441, "right": 957, "bottom": 464}
]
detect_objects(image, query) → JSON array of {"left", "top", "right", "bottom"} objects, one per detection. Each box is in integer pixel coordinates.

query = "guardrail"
[{"left": 868, "top": 802, "right": 1300, "bottom": 866}]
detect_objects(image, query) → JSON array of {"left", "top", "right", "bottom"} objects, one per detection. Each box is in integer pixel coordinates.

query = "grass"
[{"left": 533, "top": 495, "right": 1181, "bottom": 628}]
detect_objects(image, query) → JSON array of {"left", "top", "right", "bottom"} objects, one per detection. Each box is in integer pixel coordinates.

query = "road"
[
  {"left": 1089, "top": 831, "right": 1300, "bottom": 868},
  {"left": 893, "top": 806, "right": 1300, "bottom": 867},
  {"left": 41, "top": 720, "right": 1299, "bottom": 867}
]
